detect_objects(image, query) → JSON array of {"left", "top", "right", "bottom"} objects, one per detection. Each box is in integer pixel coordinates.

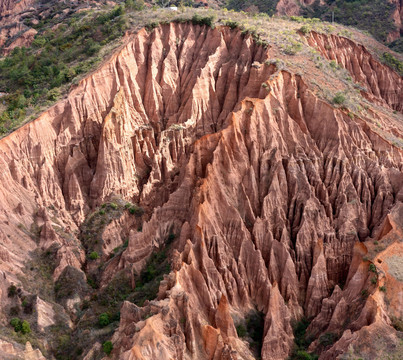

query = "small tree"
[
  {"left": 21, "top": 320, "right": 31, "bottom": 334},
  {"left": 236, "top": 324, "right": 247, "bottom": 337},
  {"left": 89, "top": 251, "right": 99, "bottom": 260},
  {"left": 10, "top": 318, "right": 22, "bottom": 332},
  {"left": 103, "top": 341, "right": 113, "bottom": 355},
  {"left": 99, "top": 313, "right": 110, "bottom": 327},
  {"left": 332, "top": 92, "right": 346, "bottom": 105}
]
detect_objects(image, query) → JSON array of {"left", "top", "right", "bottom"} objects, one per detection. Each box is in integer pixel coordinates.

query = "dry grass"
[{"left": 385, "top": 255, "right": 403, "bottom": 281}]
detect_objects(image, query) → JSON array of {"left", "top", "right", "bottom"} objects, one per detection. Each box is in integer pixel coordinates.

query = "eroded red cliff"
[{"left": 0, "top": 21, "right": 402, "bottom": 360}]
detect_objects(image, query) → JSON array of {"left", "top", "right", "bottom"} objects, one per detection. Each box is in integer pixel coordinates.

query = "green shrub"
[
  {"left": 9, "top": 317, "right": 31, "bottom": 334},
  {"left": 332, "top": 92, "right": 346, "bottom": 105},
  {"left": 379, "top": 286, "right": 386, "bottom": 292},
  {"left": 299, "top": 25, "right": 311, "bottom": 35},
  {"left": 21, "top": 320, "right": 31, "bottom": 334},
  {"left": 283, "top": 40, "right": 303, "bottom": 55},
  {"left": 388, "top": 37, "right": 403, "bottom": 53},
  {"left": 294, "top": 318, "right": 310, "bottom": 346},
  {"left": 319, "top": 332, "right": 337, "bottom": 347},
  {"left": 191, "top": 14, "right": 215, "bottom": 28},
  {"left": 223, "top": 20, "right": 239, "bottom": 29},
  {"left": 86, "top": 42, "right": 101, "bottom": 56},
  {"left": 236, "top": 324, "right": 247, "bottom": 337},
  {"left": 7, "top": 285, "right": 17, "bottom": 297},
  {"left": 145, "top": 22, "right": 159, "bottom": 32},
  {"left": 371, "top": 277, "right": 377, "bottom": 285},
  {"left": 99, "top": 313, "right": 110, "bottom": 327},
  {"left": 89, "top": 251, "right": 99, "bottom": 260},
  {"left": 369, "top": 264, "right": 377, "bottom": 273},
  {"left": 289, "top": 317, "right": 318, "bottom": 359},
  {"left": 109, "top": 202, "right": 118, "bottom": 210},
  {"left": 47, "top": 88, "right": 60, "bottom": 101},
  {"left": 381, "top": 52, "right": 403, "bottom": 76},
  {"left": 103, "top": 340, "right": 113, "bottom": 355},
  {"left": 32, "top": 37, "right": 47, "bottom": 48},
  {"left": 128, "top": 205, "right": 144, "bottom": 216},
  {"left": 10, "top": 318, "right": 22, "bottom": 332},
  {"left": 294, "top": 350, "right": 318, "bottom": 360},
  {"left": 329, "top": 60, "right": 338, "bottom": 69},
  {"left": 291, "top": 16, "right": 305, "bottom": 23},
  {"left": 246, "top": 311, "right": 265, "bottom": 356}
]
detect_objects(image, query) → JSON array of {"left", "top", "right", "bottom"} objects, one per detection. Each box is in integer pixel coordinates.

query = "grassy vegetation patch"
[
  {"left": 18, "top": 248, "right": 58, "bottom": 302},
  {"left": 318, "top": 332, "right": 338, "bottom": 347},
  {"left": 191, "top": 14, "right": 215, "bottom": 27},
  {"left": 332, "top": 92, "right": 346, "bottom": 105},
  {"left": 55, "top": 266, "right": 90, "bottom": 301},
  {"left": 381, "top": 52, "right": 403, "bottom": 76},
  {"left": 103, "top": 340, "right": 113, "bottom": 355},
  {"left": 289, "top": 318, "right": 318, "bottom": 360},
  {"left": 80, "top": 199, "right": 141, "bottom": 258},
  {"left": 235, "top": 310, "right": 265, "bottom": 357},
  {"left": 50, "top": 237, "right": 172, "bottom": 359},
  {"left": 0, "top": 2, "right": 138, "bottom": 136}
]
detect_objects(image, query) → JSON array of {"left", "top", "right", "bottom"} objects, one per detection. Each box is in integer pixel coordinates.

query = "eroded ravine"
[
  {"left": 0, "top": 22, "right": 402, "bottom": 360},
  {"left": 307, "top": 31, "right": 403, "bottom": 113}
]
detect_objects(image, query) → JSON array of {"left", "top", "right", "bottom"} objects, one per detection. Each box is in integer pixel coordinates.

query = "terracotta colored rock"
[
  {"left": 215, "top": 294, "right": 237, "bottom": 339},
  {"left": 0, "top": 21, "right": 401, "bottom": 360},
  {"left": 307, "top": 31, "right": 403, "bottom": 112}
]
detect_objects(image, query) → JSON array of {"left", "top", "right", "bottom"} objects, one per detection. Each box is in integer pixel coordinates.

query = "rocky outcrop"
[
  {"left": 0, "top": 340, "right": 46, "bottom": 360},
  {"left": 0, "top": 0, "right": 34, "bottom": 17},
  {"left": 0, "top": 21, "right": 401, "bottom": 360},
  {"left": 0, "top": 0, "right": 36, "bottom": 52},
  {"left": 307, "top": 31, "right": 403, "bottom": 112}
]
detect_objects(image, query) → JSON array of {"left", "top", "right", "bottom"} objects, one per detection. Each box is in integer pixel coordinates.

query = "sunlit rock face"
[{"left": 0, "top": 21, "right": 402, "bottom": 360}]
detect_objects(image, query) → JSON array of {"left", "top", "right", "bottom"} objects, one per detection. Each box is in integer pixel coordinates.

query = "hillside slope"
[
  {"left": 0, "top": 7, "right": 402, "bottom": 360},
  {"left": 227, "top": 0, "right": 403, "bottom": 50}
]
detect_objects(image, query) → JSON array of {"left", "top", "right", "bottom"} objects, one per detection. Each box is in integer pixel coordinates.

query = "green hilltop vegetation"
[
  {"left": 0, "top": 0, "right": 144, "bottom": 136},
  {"left": 0, "top": 2, "right": 402, "bottom": 138},
  {"left": 227, "top": 0, "right": 401, "bottom": 51},
  {"left": 300, "top": 0, "right": 397, "bottom": 43}
]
